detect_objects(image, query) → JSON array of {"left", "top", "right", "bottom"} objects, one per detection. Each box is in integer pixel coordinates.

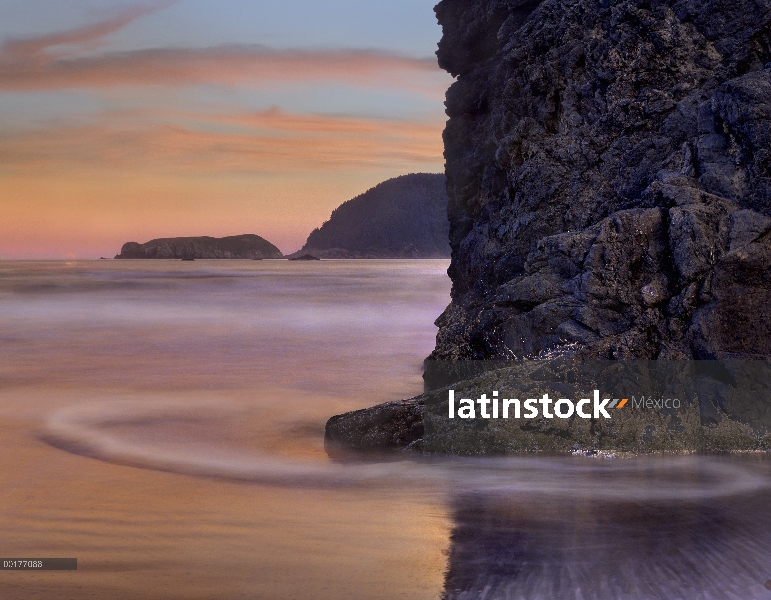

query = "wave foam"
[{"left": 42, "top": 400, "right": 771, "bottom": 500}]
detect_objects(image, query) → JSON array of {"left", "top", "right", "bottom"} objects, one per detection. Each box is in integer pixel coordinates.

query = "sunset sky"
[{"left": 0, "top": 0, "right": 451, "bottom": 258}]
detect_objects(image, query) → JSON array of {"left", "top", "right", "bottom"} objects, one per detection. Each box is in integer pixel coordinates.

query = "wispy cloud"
[
  {"left": 0, "top": 5, "right": 448, "bottom": 258},
  {"left": 0, "top": 108, "right": 445, "bottom": 172},
  {"left": 1, "top": 2, "right": 174, "bottom": 62},
  {"left": 0, "top": 9, "right": 446, "bottom": 92}
]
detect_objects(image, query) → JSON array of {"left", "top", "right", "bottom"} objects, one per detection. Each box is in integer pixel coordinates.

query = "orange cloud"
[
  {"left": 0, "top": 109, "right": 445, "bottom": 173},
  {"left": 0, "top": 9, "right": 447, "bottom": 92}
]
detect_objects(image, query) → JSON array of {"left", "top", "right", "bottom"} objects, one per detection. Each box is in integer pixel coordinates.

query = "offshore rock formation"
[
  {"left": 114, "top": 234, "right": 283, "bottom": 260},
  {"left": 325, "top": 0, "right": 771, "bottom": 454},
  {"left": 288, "top": 254, "right": 321, "bottom": 261},
  {"left": 288, "top": 173, "right": 451, "bottom": 259},
  {"left": 433, "top": 0, "right": 771, "bottom": 361}
]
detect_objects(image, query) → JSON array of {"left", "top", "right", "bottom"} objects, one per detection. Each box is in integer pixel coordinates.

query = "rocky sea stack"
[
  {"left": 434, "top": 0, "right": 771, "bottom": 361},
  {"left": 115, "top": 234, "right": 283, "bottom": 260},
  {"left": 325, "top": 0, "right": 771, "bottom": 455}
]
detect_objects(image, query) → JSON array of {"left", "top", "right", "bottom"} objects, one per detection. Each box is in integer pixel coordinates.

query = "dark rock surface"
[
  {"left": 289, "top": 173, "right": 451, "bottom": 259},
  {"left": 324, "top": 398, "right": 424, "bottom": 456},
  {"left": 287, "top": 254, "right": 321, "bottom": 261},
  {"left": 325, "top": 0, "right": 771, "bottom": 454},
  {"left": 114, "top": 234, "right": 283, "bottom": 260},
  {"left": 433, "top": 0, "right": 771, "bottom": 361}
]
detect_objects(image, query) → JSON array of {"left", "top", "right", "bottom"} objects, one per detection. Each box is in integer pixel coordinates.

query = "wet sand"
[
  {"left": 0, "top": 403, "right": 449, "bottom": 599},
  {"left": 0, "top": 260, "right": 452, "bottom": 599},
  {"left": 3, "top": 260, "right": 771, "bottom": 600}
]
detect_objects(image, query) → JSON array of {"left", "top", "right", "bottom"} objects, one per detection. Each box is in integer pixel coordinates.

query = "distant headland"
[
  {"left": 114, "top": 173, "right": 451, "bottom": 260},
  {"left": 287, "top": 173, "right": 450, "bottom": 259},
  {"left": 114, "top": 234, "right": 283, "bottom": 260}
]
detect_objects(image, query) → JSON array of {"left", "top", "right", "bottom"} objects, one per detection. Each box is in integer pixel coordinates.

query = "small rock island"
[
  {"left": 114, "top": 234, "right": 284, "bottom": 260},
  {"left": 288, "top": 254, "right": 321, "bottom": 261}
]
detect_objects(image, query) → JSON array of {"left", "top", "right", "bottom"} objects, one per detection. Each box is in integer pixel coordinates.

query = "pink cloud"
[{"left": 0, "top": 8, "right": 447, "bottom": 92}]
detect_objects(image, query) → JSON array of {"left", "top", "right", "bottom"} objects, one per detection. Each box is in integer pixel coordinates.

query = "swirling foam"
[{"left": 42, "top": 400, "right": 771, "bottom": 500}]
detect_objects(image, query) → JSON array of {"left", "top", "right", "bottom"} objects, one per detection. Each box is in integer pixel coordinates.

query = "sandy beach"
[{"left": 0, "top": 260, "right": 451, "bottom": 599}]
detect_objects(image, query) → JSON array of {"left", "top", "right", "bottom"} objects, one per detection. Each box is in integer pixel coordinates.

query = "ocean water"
[{"left": 1, "top": 260, "right": 771, "bottom": 600}]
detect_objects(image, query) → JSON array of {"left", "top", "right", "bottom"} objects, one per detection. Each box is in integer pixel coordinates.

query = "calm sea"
[{"left": 1, "top": 260, "right": 770, "bottom": 599}]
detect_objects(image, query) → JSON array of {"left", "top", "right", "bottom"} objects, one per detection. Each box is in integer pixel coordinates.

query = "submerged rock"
[
  {"left": 287, "top": 254, "right": 321, "bottom": 261},
  {"left": 326, "top": 360, "right": 771, "bottom": 455}
]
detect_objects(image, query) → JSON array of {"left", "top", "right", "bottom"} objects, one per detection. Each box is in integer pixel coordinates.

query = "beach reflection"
[{"left": 441, "top": 456, "right": 771, "bottom": 600}]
